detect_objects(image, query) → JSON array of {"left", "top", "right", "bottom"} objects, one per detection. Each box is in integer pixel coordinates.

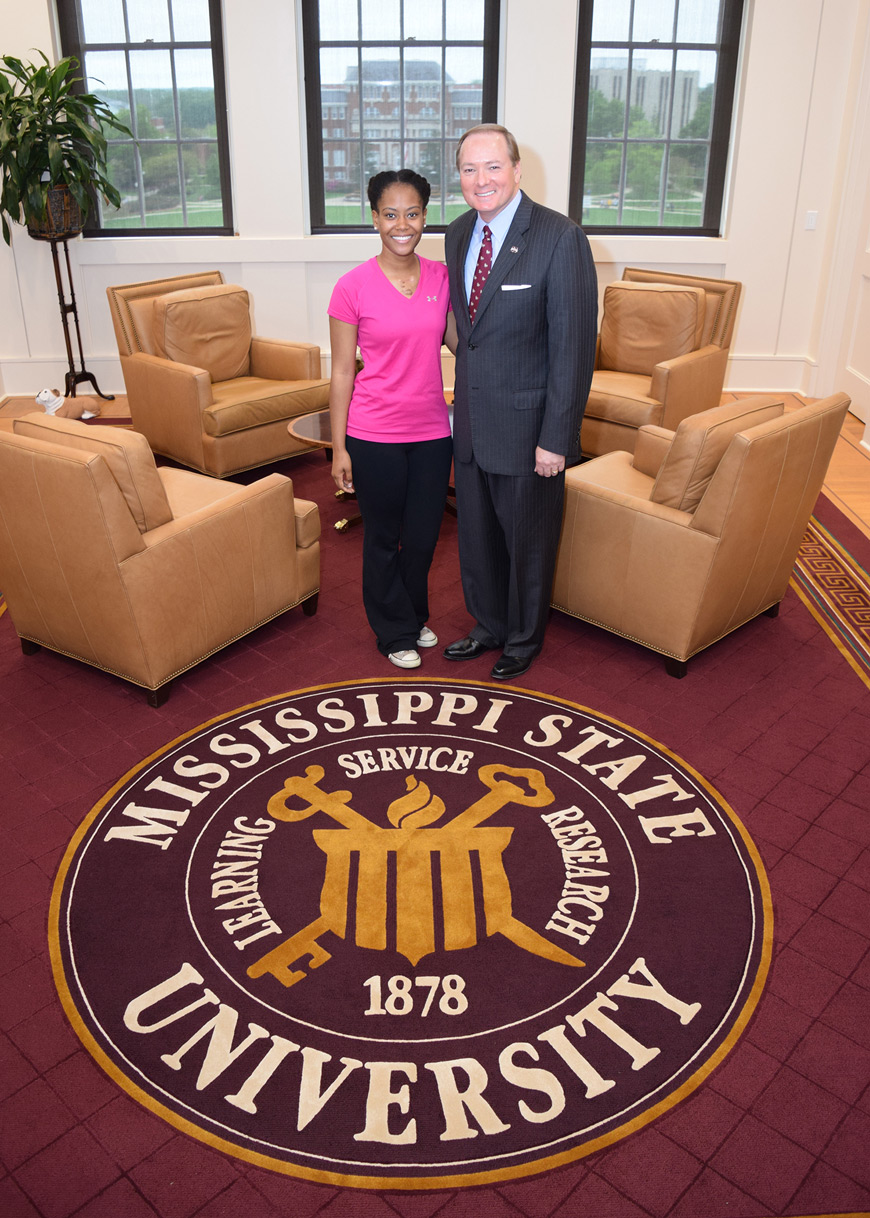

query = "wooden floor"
[
  {"left": 825, "top": 410, "right": 870, "bottom": 539},
  {"left": 2, "top": 390, "right": 868, "bottom": 537}
]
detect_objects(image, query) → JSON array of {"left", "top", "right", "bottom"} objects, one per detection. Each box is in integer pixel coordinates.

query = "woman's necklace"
[{"left": 379, "top": 253, "right": 420, "bottom": 297}]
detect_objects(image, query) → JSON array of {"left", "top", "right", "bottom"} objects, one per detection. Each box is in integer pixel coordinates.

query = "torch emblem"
[{"left": 247, "top": 763, "right": 585, "bottom": 988}]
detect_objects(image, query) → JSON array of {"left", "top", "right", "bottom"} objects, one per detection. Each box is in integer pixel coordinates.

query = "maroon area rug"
[
  {"left": 49, "top": 681, "right": 770, "bottom": 1189},
  {"left": 1, "top": 449, "right": 869, "bottom": 1218}
]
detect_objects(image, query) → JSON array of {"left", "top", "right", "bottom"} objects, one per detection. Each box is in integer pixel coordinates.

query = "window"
[
  {"left": 570, "top": 0, "right": 744, "bottom": 235},
  {"left": 57, "top": 0, "right": 232, "bottom": 235},
  {"left": 301, "top": 0, "right": 500, "bottom": 232}
]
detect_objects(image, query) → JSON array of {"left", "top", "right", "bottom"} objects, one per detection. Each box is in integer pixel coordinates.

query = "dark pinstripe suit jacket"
[{"left": 446, "top": 193, "right": 598, "bottom": 475}]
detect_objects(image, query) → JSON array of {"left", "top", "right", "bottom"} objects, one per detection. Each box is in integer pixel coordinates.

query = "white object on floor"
[
  {"left": 35, "top": 388, "right": 65, "bottom": 415},
  {"left": 417, "top": 625, "right": 438, "bottom": 647}
]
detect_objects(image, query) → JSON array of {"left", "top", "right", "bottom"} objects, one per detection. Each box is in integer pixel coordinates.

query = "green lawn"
[
  {"left": 325, "top": 195, "right": 468, "bottom": 226},
  {"left": 102, "top": 202, "right": 225, "bottom": 229},
  {"left": 583, "top": 202, "right": 703, "bottom": 227}
]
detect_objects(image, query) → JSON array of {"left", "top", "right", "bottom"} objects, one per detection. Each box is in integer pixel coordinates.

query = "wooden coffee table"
[{"left": 288, "top": 410, "right": 361, "bottom": 533}]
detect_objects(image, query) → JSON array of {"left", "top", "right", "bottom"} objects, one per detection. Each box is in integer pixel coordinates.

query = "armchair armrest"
[
  {"left": 294, "top": 497, "right": 320, "bottom": 549},
  {"left": 250, "top": 337, "right": 324, "bottom": 381},
  {"left": 570, "top": 478, "right": 694, "bottom": 526},
  {"left": 650, "top": 345, "right": 729, "bottom": 430},
  {"left": 123, "top": 351, "right": 213, "bottom": 470},
  {"left": 632, "top": 425, "right": 674, "bottom": 478}
]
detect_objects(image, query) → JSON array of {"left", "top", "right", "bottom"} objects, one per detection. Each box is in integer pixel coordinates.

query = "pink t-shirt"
[{"left": 328, "top": 256, "right": 451, "bottom": 443}]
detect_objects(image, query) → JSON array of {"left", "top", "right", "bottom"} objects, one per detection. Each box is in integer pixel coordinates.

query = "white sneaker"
[
  {"left": 388, "top": 649, "right": 421, "bottom": 669},
  {"left": 36, "top": 388, "right": 64, "bottom": 415},
  {"left": 417, "top": 626, "right": 438, "bottom": 648}
]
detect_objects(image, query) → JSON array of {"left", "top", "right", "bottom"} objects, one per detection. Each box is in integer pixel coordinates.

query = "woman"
[{"left": 328, "top": 169, "right": 456, "bottom": 668}]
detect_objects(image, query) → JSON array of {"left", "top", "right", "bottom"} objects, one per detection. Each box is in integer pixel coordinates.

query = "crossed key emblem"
[{"left": 247, "top": 763, "right": 585, "bottom": 988}]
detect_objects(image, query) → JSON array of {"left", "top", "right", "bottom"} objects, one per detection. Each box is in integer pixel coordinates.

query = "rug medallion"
[{"left": 50, "top": 679, "right": 771, "bottom": 1188}]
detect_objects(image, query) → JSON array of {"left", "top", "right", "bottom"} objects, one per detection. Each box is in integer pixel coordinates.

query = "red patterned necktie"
[{"left": 469, "top": 224, "right": 492, "bottom": 321}]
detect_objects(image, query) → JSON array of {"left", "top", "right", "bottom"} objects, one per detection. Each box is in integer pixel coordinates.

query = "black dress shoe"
[
  {"left": 443, "top": 636, "right": 493, "bottom": 661},
  {"left": 491, "top": 654, "right": 532, "bottom": 680}
]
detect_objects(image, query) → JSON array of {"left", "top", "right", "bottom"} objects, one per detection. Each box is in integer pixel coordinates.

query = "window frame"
[
  {"left": 569, "top": 0, "right": 745, "bottom": 236},
  {"left": 301, "top": 0, "right": 501, "bottom": 234},
  {"left": 56, "top": 0, "right": 233, "bottom": 237}
]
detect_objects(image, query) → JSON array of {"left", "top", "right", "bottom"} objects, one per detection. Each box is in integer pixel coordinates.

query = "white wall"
[{"left": 1, "top": 0, "right": 867, "bottom": 405}]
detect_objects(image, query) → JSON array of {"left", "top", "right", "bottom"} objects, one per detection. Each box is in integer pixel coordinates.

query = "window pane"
[
  {"left": 445, "top": 0, "right": 484, "bottom": 41},
  {"left": 405, "top": 50, "right": 443, "bottom": 159},
  {"left": 588, "top": 48, "right": 629, "bottom": 130},
  {"left": 361, "top": 48, "right": 399, "bottom": 151},
  {"left": 624, "top": 142, "right": 664, "bottom": 224},
  {"left": 170, "top": 0, "right": 211, "bottom": 41},
  {"left": 127, "top": 0, "right": 171, "bottom": 44},
  {"left": 175, "top": 48, "right": 216, "bottom": 138},
  {"left": 182, "top": 141, "right": 223, "bottom": 224},
  {"left": 666, "top": 144, "right": 707, "bottom": 225},
  {"left": 84, "top": 49, "right": 128, "bottom": 106},
  {"left": 80, "top": 0, "right": 126, "bottom": 43},
  {"left": 321, "top": 46, "right": 358, "bottom": 88},
  {"left": 130, "top": 49, "right": 177, "bottom": 139},
  {"left": 361, "top": 0, "right": 400, "bottom": 40},
  {"left": 102, "top": 143, "right": 141, "bottom": 224},
  {"left": 446, "top": 44, "right": 483, "bottom": 142},
  {"left": 363, "top": 137, "right": 390, "bottom": 180},
  {"left": 632, "top": 0, "right": 676, "bottom": 43},
  {"left": 592, "top": 0, "right": 630, "bottom": 41},
  {"left": 320, "top": 0, "right": 358, "bottom": 40},
  {"left": 583, "top": 141, "right": 622, "bottom": 224},
  {"left": 416, "top": 138, "right": 442, "bottom": 198},
  {"left": 141, "top": 143, "right": 181, "bottom": 224},
  {"left": 676, "top": 0, "right": 721, "bottom": 43},
  {"left": 404, "top": 5, "right": 443, "bottom": 41},
  {"left": 674, "top": 49, "right": 716, "bottom": 136},
  {"left": 630, "top": 48, "right": 673, "bottom": 138}
]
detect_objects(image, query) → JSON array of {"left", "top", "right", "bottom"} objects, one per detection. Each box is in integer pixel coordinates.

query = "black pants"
[
  {"left": 346, "top": 435, "right": 453, "bottom": 655},
  {"left": 453, "top": 455, "right": 565, "bottom": 658}
]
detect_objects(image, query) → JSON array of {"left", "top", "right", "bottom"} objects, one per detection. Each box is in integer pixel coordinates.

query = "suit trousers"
[
  {"left": 453, "top": 455, "right": 565, "bottom": 658},
  {"left": 346, "top": 435, "right": 452, "bottom": 655}
]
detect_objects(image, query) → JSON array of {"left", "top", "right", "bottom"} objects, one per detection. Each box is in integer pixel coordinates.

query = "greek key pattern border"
[{"left": 792, "top": 516, "right": 870, "bottom": 683}]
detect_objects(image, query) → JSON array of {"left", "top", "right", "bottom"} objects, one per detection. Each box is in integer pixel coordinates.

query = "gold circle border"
[{"left": 49, "top": 677, "right": 773, "bottom": 1191}]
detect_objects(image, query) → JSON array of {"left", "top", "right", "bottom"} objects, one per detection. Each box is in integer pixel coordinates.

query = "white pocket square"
[{"left": 501, "top": 283, "right": 532, "bottom": 291}]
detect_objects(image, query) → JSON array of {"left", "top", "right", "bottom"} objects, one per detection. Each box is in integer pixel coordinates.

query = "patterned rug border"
[{"left": 791, "top": 506, "right": 870, "bottom": 689}]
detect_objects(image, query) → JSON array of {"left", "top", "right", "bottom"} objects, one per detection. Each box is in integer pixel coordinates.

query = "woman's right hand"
[{"left": 332, "top": 447, "right": 354, "bottom": 492}]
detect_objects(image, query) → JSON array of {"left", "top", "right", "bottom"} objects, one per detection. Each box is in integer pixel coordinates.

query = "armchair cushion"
[
  {"left": 599, "top": 282, "right": 706, "bottom": 376},
  {"left": 13, "top": 414, "right": 172, "bottom": 533},
  {"left": 204, "top": 378, "right": 333, "bottom": 437},
  {"left": 651, "top": 397, "right": 785, "bottom": 512},
  {"left": 153, "top": 284, "right": 252, "bottom": 382}
]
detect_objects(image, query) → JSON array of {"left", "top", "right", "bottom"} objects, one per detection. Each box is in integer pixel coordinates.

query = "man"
[{"left": 443, "top": 124, "right": 597, "bottom": 679}]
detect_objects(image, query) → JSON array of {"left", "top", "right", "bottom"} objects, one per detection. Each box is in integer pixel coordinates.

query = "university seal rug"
[{"left": 50, "top": 678, "right": 771, "bottom": 1190}]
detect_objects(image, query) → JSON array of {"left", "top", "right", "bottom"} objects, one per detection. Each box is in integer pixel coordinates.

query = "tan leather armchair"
[
  {"left": 0, "top": 415, "right": 320, "bottom": 704},
  {"left": 106, "top": 271, "right": 330, "bottom": 477},
  {"left": 582, "top": 267, "right": 742, "bottom": 458},
  {"left": 553, "top": 393, "right": 850, "bottom": 675}
]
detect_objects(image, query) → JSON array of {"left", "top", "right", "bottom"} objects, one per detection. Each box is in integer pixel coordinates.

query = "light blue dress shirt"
[{"left": 464, "top": 189, "right": 524, "bottom": 306}]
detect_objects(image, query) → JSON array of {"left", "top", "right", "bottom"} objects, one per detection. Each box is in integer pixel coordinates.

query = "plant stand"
[{"left": 44, "top": 235, "right": 114, "bottom": 400}]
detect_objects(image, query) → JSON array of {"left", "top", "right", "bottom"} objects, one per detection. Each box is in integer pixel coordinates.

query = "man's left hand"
[{"left": 534, "top": 446, "right": 565, "bottom": 478}]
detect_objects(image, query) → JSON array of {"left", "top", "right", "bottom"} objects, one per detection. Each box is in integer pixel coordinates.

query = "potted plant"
[{"left": 0, "top": 51, "right": 132, "bottom": 243}]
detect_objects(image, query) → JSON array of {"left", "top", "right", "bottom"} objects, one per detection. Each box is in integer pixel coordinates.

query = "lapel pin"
[{"left": 510, "top": 246, "right": 519, "bottom": 253}]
